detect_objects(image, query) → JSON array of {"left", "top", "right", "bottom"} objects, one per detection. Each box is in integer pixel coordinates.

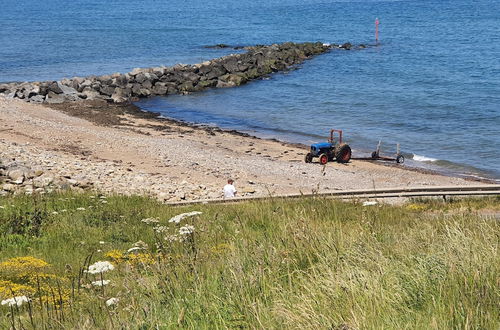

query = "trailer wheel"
[
  {"left": 396, "top": 155, "right": 405, "bottom": 164},
  {"left": 335, "top": 144, "right": 352, "bottom": 163},
  {"left": 371, "top": 151, "right": 378, "bottom": 159},
  {"left": 319, "top": 153, "right": 328, "bottom": 165},
  {"left": 305, "top": 153, "right": 313, "bottom": 163}
]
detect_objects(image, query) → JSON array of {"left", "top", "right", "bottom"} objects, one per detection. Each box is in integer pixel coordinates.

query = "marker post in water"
[{"left": 375, "top": 18, "right": 380, "bottom": 44}]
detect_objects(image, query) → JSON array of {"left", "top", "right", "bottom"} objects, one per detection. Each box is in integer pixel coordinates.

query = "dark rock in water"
[
  {"left": 340, "top": 42, "right": 352, "bottom": 50},
  {"left": 182, "top": 72, "right": 200, "bottom": 83},
  {"left": 178, "top": 81, "right": 194, "bottom": 92},
  {"left": 197, "top": 79, "right": 217, "bottom": 88},
  {"left": 204, "top": 65, "right": 227, "bottom": 80},
  {"left": 204, "top": 44, "right": 230, "bottom": 49},
  {"left": 152, "top": 82, "right": 167, "bottom": 95},
  {"left": 222, "top": 58, "right": 241, "bottom": 73}
]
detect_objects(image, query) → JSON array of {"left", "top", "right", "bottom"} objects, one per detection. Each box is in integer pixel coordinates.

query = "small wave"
[{"left": 412, "top": 154, "right": 438, "bottom": 162}]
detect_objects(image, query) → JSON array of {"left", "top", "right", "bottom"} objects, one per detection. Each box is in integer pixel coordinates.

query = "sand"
[{"left": 0, "top": 97, "right": 483, "bottom": 201}]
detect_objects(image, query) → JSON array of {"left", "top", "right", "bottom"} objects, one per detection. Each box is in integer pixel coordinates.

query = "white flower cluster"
[
  {"left": 168, "top": 211, "right": 202, "bottom": 224},
  {"left": 154, "top": 225, "right": 168, "bottom": 234},
  {"left": 179, "top": 225, "right": 195, "bottom": 235},
  {"left": 106, "top": 297, "right": 119, "bottom": 306},
  {"left": 127, "top": 240, "right": 148, "bottom": 253},
  {"left": 165, "top": 234, "right": 180, "bottom": 242},
  {"left": 1, "top": 296, "right": 30, "bottom": 307},
  {"left": 86, "top": 261, "right": 115, "bottom": 274},
  {"left": 141, "top": 217, "right": 160, "bottom": 224},
  {"left": 92, "top": 279, "right": 110, "bottom": 287}
]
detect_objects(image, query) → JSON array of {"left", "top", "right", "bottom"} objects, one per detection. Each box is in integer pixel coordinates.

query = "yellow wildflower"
[{"left": 105, "top": 249, "right": 156, "bottom": 266}]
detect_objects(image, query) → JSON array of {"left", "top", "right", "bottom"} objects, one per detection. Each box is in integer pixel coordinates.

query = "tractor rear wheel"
[
  {"left": 304, "top": 153, "right": 313, "bottom": 163},
  {"left": 319, "top": 153, "right": 328, "bottom": 165},
  {"left": 335, "top": 144, "right": 352, "bottom": 163}
]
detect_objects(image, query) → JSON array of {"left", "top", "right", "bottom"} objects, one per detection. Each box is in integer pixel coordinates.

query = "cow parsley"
[
  {"left": 168, "top": 211, "right": 202, "bottom": 224},
  {"left": 179, "top": 225, "right": 195, "bottom": 235},
  {"left": 86, "top": 261, "right": 114, "bottom": 274},
  {"left": 1, "top": 296, "right": 30, "bottom": 307},
  {"left": 106, "top": 297, "right": 119, "bottom": 306}
]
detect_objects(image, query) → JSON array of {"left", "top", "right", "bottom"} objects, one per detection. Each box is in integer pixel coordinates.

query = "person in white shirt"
[{"left": 223, "top": 179, "right": 237, "bottom": 198}]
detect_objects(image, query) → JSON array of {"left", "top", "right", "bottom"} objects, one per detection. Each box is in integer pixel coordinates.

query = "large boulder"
[
  {"left": 48, "top": 81, "right": 63, "bottom": 94},
  {"left": 99, "top": 85, "right": 115, "bottom": 96},
  {"left": 57, "top": 82, "right": 78, "bottom": 95},
  {"left": 152, "top": 82, "right": 168, "bottom": 95},
  {"left": 111, "top": 87, "right": 131, "bottom": 103},
  {"left": 45, "top": 91, "right": 67, "bottom": 104}
]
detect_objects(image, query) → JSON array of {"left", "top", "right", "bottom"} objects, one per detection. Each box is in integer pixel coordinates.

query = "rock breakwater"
[{"left": 0, "top": 42, "right": 338, "bottom": 104}]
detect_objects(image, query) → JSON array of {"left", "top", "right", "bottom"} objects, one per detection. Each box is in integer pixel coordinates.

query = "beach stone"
[
  {"left": 29, "top": 95, "right": 45, "bottom": 103},
  {"left": 141, "top": 80, "right": 152, "bottom": 90},
  {"left": 182, "top": 72, "right": 200, "bottom": 83},
  {"left": 241, "top": 187, "right": 256, "bottom": 194},
  {"left": 48, "top": 81, "right": 63, "bottom": 94},
  {"left": 138, "top": 88, "right": 151, "bottom": 97},
  {"left": 58, "top": 83, "right": 77, "bottom": 94},
  {"left": 33, "top": 175, "right": 54, "bottom": 188},
  {"left": 100, "top": 85, "right": 116, "bottom": 96},
  {"left": 7, "top": 167, "right": 28, "bottom": 183},
  {"left": 78, "top": 79, "right": 92, "bottom": 92},
  {"left": 111, "top": 87, "right": 131, "bottom": 103},
  {"left": 178, "top": 81, "right": 194, "bottom": 92},
  {"left": 152, "top": 83, "right": 168, "bottom": 95},
  {"left": 135, "top": 73, "right": 147, "bottom": 83},
  {"left": 130, "top": 68, "right": 144, "bottom": 76},
  {"left": 81, "top": 88, "right": 101, "bottom": 100},
  {"left": 45, "top": 91, "right": 66, "bottom": 103},
  {"left": 216, "top": 79, "right": 236, "bottom": 88},
  {"left": 2, "top": 183, "right": 15, "bottom": 191}
]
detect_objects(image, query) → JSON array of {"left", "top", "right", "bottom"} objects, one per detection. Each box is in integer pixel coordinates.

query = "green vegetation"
[{"left": 0, "top": 193, "right": 498, "bottom": 329}]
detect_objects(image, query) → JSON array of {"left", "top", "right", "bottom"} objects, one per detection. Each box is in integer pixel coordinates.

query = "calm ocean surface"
[{"left": 1, "top": 0, "right": 499, "bottom": 180}]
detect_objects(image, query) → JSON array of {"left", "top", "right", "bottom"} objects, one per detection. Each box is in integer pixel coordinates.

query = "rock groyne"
[{"left": 0, "top": 42, "right": 344, "bottom": 104}]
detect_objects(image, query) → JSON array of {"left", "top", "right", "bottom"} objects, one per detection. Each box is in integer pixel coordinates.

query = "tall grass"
[{"left": 0, "top": 193, "right": 498, "bottom": 329}]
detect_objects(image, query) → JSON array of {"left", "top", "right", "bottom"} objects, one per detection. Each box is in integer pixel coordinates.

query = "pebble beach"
[{"left": 0, "top": 96, "right": 481, "bottom": 202}]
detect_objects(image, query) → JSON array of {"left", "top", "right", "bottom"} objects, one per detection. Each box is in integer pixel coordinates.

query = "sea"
[{"left": 1, "top": 0, "right": 499, "bottom": 181}]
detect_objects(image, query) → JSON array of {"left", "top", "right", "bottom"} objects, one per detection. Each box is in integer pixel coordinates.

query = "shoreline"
[
  {"left": 95, "top": 100, "right": 500, "bottom": 184},
  {"left": 49, "top": 99, "right": 497, "bottom": 185},
  {"left": 0, "top": 96, "right": 494, "bottom": 202}
]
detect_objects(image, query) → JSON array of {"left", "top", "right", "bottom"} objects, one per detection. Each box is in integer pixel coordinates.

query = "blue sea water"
[{"left": 1, "top": 0, "right": 499, "bottom": 180}]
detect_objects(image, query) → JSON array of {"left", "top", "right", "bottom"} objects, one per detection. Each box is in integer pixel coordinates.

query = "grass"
[{"left": 0, "top": 193, "right": 498, "bottom": 329}]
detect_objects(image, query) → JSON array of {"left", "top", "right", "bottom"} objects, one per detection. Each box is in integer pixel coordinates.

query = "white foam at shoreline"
[{"left": 413, "top": 154, "right": 438, "bottom": 162}]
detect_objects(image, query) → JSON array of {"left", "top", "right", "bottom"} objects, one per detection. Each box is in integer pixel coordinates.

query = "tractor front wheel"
[
  {"left": 319, "top": 153, "right": 328, "bottom": 165},
  {"left": 335, "top": 144, "right": 352, "bottom": 163},
  {"left": 305, "top": 153, "right": 313, "bottom": 163}
]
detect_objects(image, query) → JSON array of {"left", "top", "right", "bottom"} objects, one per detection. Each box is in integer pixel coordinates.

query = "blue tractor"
[{"left": 305, "top": 129, "right": 352, "bottom": 165}]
